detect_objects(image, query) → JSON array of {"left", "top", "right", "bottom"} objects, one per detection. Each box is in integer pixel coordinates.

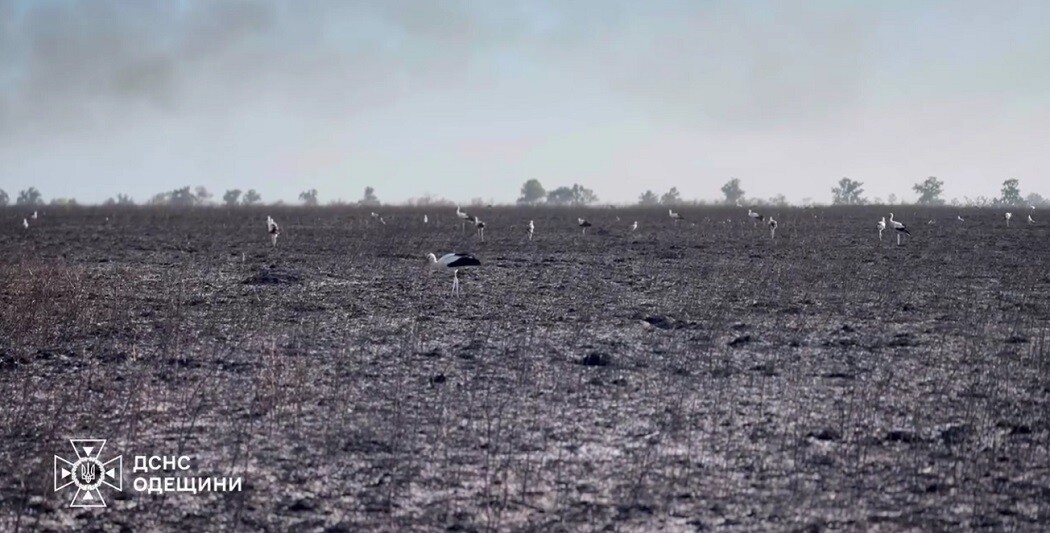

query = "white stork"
[
  {"left": 888, "top": 213, "right": 910, "bottom": 245},
  {"left": 629, "top": 221, "right": 638, "bottom": 232},
  {"left": 578, "top": 218, "right": 592, "bottom": 235},
  {"left": 22, "top": 218, "right": 29, "bottom": 229},
  {"left": 266, "top": 216, "right": 280, "bottom": 247},
  {"left": 957, "top": 215, "right": 965, "bottom": 222},
  {"left": 768, "top": 217, "right": 778, "bottom": 240},
  {"left": 1028, "top": 214, "right": 1036, "bottom": 225},
  {"left": 474, "top": 218, "right": 486, "bottom": 241},
  {"left": 669, "top": 209, "right": 684, "bottom": 225},
  {"left": 877, "top": 217, "right": 886, "bottom": 240},
  {"left": 456, "top": 206, "right": 471, "bottom": 233},
  {"left": 427, "top": 252, "right": 481, "bottom": 296},
  {"left": 31, "top": 211, "right": 38, "bottom": 220},
  {"left": 527, "top": 220, "right": 534, "bottom": 241},
  {"left": 748, "top": 209, "right": 763, "bottom": 226},
  {"left": 423, "top": 214, "right": 428, "bottom": 224},
  {"left": 370, "top": 212, "right": 386, "bottom": 225},
  {"left": 1005, "top": 212, "right": 1012, "bottom": 226}
]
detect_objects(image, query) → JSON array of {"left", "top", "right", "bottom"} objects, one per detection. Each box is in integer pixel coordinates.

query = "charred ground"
[{"left": 1, "top": 205, "right": 1048, "bottom": 531}]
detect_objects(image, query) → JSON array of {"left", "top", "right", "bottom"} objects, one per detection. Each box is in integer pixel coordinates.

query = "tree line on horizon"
[{"left": 1, "top": 177, "right": 1045, "bottom": 209}]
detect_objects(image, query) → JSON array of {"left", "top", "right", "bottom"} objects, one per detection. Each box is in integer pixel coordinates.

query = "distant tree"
[
  {"left": 1025, "top": 192, "right": 1047, "bottom": 207},
  {"left": 769, "top": 194, "right": 789, "bottom": 207},
  {"left": 115, "top": 193, "right": 134, "bottom": 205},
  {"left": 546, "top": 186, "right": 575, "bottom": 206},
  {"left": 16, "top": 187, "right": 44, "bottom": 206},
  {"left": 570, "top": 184, "right": 598, "bottom": 206},
  {"left": 406, "top": 194, "right": 454, "bottom": 207},
  {"left": 1000, "top": 179, "right": 1023, "bottom": 206},
  {"left": 194, "top": 186, "right": 213, "bottom": 205},
  {"left": 0, "top": 189, "right": 8, "bottom": 206},
  {"left": 831, "top": 178, "right": 866, "bottom": 205},
  {"left": 887, "top": 193, "right": 898, "bottom": 205},
  {"left": 517, "top": 179, "right": 546, "bottom": 204},
  {"left": 299, "top": 188, "right": 319, "bottom": 206},
  {"left": 660, "top": 187, "right": 682, "bottom": 205},
  {"left": 721, "top": 178, "right": 745, "bottom": 205},
  {"left": 242, "top": 189, "right": 262, "bottom": 206},
  {"left": 359, "top": 186, "right": 380, "bottom": 206},
  {"left": 223, "top": 189, "right": 242, "bottom": 206},
  {"left": 170, "top": 186, "right": 196, "bottom": 206},
  {"left": 913, "top": 176, "right": 945, "bottom": 205},
  {"left": 638, "top": 190, "right": 659, "bottom": 206},
  {"left": 49, "top": 198, "right": 77, "bottom": 206}
]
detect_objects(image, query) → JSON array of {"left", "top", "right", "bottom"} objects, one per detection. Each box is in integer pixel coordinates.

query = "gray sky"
[{"left": 1, "top": 0, "right": 1048, "bottom": 205}]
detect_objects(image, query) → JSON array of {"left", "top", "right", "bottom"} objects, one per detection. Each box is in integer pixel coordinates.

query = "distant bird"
[
  {"left": 456, "top": 206, "right": 471, "bottom": 233},
  {"left": 266, "top": 216, "right": 280, "bottom": 246},
  {"left": 629, "top": 221, "right": 638, "bottom": 232},
  {"left": 31, "top": 211, "right": 38, "bottom": 220},
  {"left": 423, "top": 214, "right": 428, "bottom": 224},
  {"left": 927, "top": 219, "right": 936, "bottom": 225},
  {"left": 474, "top": 219, "right": 486, "bottom": 241},
  {"left": 578, "top": 218, "right": 593, "bottom": 235},
  {"left": 1028, "top": 214, "right": 1036, "bottom": 225},
  {"left": 748, "top": 209, "right": 763, "bottom": 226},
  {"left": 370, "top": 212, "right": 386, "bottom": 225},
  {"left": 527, "top": 220, "right": 534, "bottom": 241},
  {"left": 877, "top": 217, "right": 886, "bottom": 240},
  {"left": 1005, "top": 212, "right": 1012, "bottom": 226},
  {"left": 889, "top": 213, "right": 910, "bottom": 245},
  {"left": 768, "top": 217, "right": 778, "bottom": 239},
  {"left": 22, "top": 218, "right": 29, "bottom": 229},
  {"left": 957, "top": 215, "right": 965, "bottom": 222},
  {"left": 427, "top": 252, "right": 481, "bottom": 296},
  {"left": 669, "top": 209, "right": 684, "bottom": 224}
]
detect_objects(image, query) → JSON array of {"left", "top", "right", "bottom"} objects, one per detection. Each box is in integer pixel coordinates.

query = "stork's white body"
[
  {"left": 669, "top": 209, "right": 683, "bottom": 224},
  {"left": 527, "top": 220, "right": 534, "bottom": 241},
  {"left": 889, "top": 213, "right": 909, "bottom": 245},
  {"left": 266, "top": 216, "right": 280, "bottom": 247},
  {"left": 22, "top": 218, "right": 28, "bottom": 229},
  {"left": 578, "top": 218, "right": 592, "bottom": 235},
  {"left": 1028, "top": 214, "right": 1036, "bottom": 225},
  {"left": 456, "top": 206, "right": 471, "bottom": 233},
  {"left": 31, "top": 211, "right": 38, "bottom": 220},
  {"left": 427, "top": 252, "right": 481, "bottom": 296},
  {"left": 630, "top": 221, "right": 638, "bottom": 232},
  {"left": 423, "top": 214, "right": 428, "bottom": 224},
  {"left": 877, "top": 217, "right": 886, "bottom": 240},
  {"left": 748, "top": 209, "right": 763, "bottom": 226},
  {"left": 768, "top": 217, "right": 778, "bottom": 239},
  {"left": 1006, "top": 212, "right": 1012, "bottom": 226}
]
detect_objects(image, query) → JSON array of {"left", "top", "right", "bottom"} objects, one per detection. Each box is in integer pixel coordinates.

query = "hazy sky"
[{"left": 1, "top": 0, "right": 1048, "bottom": 204}]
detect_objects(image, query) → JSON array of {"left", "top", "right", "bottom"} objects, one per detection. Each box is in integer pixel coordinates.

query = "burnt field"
[{"left": 0, "top": 205, "right": 1048, "bottom": 531}]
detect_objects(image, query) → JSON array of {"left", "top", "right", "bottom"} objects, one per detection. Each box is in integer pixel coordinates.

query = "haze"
[{"left": 1, "top": 0, "right": 1048, "bottom": 205}]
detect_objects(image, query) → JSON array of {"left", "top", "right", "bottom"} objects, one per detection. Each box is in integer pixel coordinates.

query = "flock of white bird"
[
  {"left": 254, "top": 205, "right": 1037, "bottom": 295},
  {"left": 11, "top": 205, "right": 1037, "bottom": 298}
]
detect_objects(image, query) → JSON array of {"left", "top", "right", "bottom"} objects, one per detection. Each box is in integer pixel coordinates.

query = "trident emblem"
[
  {"left": 54, "top": 439, "right": 122, "bottom": 508},
  {"left": 80, "top": 463, "right": 97, "bottom": 484}
]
